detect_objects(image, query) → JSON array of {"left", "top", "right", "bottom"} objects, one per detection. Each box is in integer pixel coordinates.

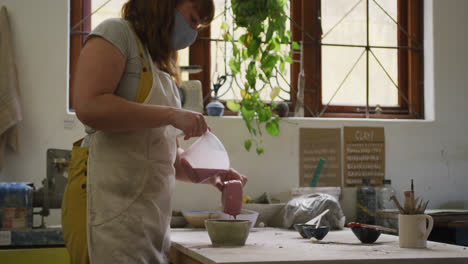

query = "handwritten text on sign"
[
  {"left": 344, "top": 127, "right": 385, "bottom": 186},
  {"left": 300, "top": 128, "right": 342, "bottom": 187}
]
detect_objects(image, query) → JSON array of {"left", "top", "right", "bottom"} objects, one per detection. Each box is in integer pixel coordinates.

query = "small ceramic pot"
[{"left": 205, "top": 219, "right": 250, "bottom": 246}]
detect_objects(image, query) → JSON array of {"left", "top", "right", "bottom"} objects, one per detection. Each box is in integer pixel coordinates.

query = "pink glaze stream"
[{"left": 222, "top": 180, "right": 243, "bottom": 217}]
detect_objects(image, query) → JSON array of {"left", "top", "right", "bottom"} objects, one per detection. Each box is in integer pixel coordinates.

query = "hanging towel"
[{"left": 0, "top": 6, "right": 22, "bottom": 169}]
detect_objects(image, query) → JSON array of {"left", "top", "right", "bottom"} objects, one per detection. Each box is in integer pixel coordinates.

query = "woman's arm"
[{"left": 73, "top": 37, "right": 207, "bottom": 138}]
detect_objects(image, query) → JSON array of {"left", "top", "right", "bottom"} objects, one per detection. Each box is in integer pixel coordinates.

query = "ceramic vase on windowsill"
[
  {"left": 206, "top": 74, "right": 226, "bottom": 116},
  {"left": 206, "top": 96, "right": 225, "bottom": 116}
]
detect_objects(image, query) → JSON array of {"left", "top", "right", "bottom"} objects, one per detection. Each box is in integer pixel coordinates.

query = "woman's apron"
[{"left": 62, "top": 31, "right": 181, "bottom": 264}]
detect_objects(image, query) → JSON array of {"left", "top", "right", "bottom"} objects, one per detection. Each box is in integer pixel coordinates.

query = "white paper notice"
[{"left": 0, "top": 231, "right": 11, "bottom": 246}]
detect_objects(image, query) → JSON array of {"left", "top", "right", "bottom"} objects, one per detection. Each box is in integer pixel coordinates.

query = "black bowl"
[
  {"left": 293, "top": 223, "right": 316, "bottom": 238},
  {"left": 303, "top": 225, "right": 330, "bottom": 240},
  {"left": 350, "top": 226, "right": 381, "bottom": 243}
]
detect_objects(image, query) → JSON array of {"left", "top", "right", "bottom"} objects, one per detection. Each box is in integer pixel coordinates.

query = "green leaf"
[
  {"left": 256, "top": 147, "right": 264, "bottom": 155},
  {"left": 241, "top": 105, "right": 255, "bottom": 120},
  {"left": 261, "top": 54, "right": 278, "bottom": 70},
  {"left": 223, "top": 32, "right": 233, "bottom": 42},
  {"left": 292, "top": 41, "right": 300, "bottom": 50},
  {"left": 232, "top": 43, "right": 239, "bottom": 57},
  {"left": 272, "top": 37, "right": 281, "bottom": 52},
  {"left": 252, "top": 128, "right": 257, "bottom": 136},
  {"left": 265, "top": 22, "right": 274, "bottom": 41},
  {"left": 221, "top": 22, "right": 229, "bottom": 30},
  {"left": 266, "top": 120, "right": 280, "bottom": 136},
  {"left": 242, "top": 48, "right": 248, "bottom": 60},
  {"left": 229, "top": 57, "right": 240, "bottom": 76},
  {"left": 226, "top": 100, "right": 241, "bottom": 112},
  {"left": 286, "top": 30, "right": 292, "bottom": 38},
  {"left": 246, "top": 61, "right": 257, "bottom": 89},
  {"left": 244, "top": 139, "right": 252, "bottom": 151},
  {"left": 259, "top": 74, "right": 266, "bottom": 83},
  {"left": 239, "top": 34, "right": 247, "bottom": 46},
  {"left": 258, "top": 107, "right": 272, "bottom": 123},
  {"left": 285, "top": 56, "right": 293, "bottom": 64},
  {"left": 279, "top": 61, "right": 285, "bottom": 73},
  {"left": 247, "top": 37, "right": 261, "bottom": 58}
]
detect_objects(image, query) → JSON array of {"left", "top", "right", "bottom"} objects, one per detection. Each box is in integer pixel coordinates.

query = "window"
[
  {"left": 194, "top": 0, "right": 424, "bottom": 118},
  {"left": 70, "top": 0, "right": 423, "bottom": 119}
]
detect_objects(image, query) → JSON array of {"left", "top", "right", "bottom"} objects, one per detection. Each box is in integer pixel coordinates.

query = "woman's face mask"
[{"left": 171, "top": 9, "right": 198, "bottom": 50}]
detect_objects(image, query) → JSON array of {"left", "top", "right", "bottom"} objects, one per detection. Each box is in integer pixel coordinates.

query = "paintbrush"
[
  {"left": 390, "top": 195, "right": 405, "bottom": 214},
  {"left": 422, "top": 200, "right": 429, "bottom": 213},
  {"left": 404, "top": 191, "right": 412, "bottom": 213}
]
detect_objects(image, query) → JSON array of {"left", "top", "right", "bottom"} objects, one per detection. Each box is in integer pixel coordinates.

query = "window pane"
[
  {"left": 370, "top": 0, "right": 398, "bottom": 46},
  {"left": 91, "top": 0, "right": 127, "bottom": 30},
  {"left": 178, "top": 48, "right": 190, "bottom": 81},
  {"left": 210, "top": 0, "right": 291, "bottom": 102},
  {"left": 369, "top": 48, "right": 398, "bottom": 106},
  {"left": 321, "top": 0, "right": 367, "bottom": 46},
  {"left": 322, "top": 46, "right": 366, "bottom": 106}
]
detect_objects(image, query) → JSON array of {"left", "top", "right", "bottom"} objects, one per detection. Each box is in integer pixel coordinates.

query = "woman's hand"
[
  {"left": 170, "top": 109, "right": 208, "bottom": 140},
  {"left": 210, "top": 168, "right": 248, "bottom": 192}
]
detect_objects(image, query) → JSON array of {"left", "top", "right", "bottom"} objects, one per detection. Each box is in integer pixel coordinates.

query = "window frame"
[{"left": 288, "top": 0, "right": 424, "bottom": 118}]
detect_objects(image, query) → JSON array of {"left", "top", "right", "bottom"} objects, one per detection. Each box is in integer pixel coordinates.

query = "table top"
[{"left": 171, "top": 227, "right": 468, "bottom": 264}]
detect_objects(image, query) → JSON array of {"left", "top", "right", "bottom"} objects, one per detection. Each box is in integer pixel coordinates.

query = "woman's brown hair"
[{"left": 121, "top": 0, "right": 214, "bottom": 86}]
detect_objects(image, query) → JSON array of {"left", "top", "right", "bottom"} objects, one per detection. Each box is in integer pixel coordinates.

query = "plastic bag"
[{"left": 282, "top": 193, "right": 345, "bottom": 230}]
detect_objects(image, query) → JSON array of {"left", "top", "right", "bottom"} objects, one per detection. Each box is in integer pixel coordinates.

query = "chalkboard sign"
[
  {"left": 299, "top": 128, "right": 342, "bottom": 187},
  {"left": 344, "top": 127, "right": 385, "bottom": 186}
]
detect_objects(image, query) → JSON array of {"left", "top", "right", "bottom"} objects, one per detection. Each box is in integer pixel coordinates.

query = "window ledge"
[{"left": 204, "top": 115, "right": 436, "bottom": 124}]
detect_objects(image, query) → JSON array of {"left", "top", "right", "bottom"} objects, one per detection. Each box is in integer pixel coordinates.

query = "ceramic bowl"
[
  {"left": 205, "top": 219, "right": 251, "bottom": 246},
  {"left": 350, "top": 226, "right": 381, "bottom": 243},
  {"left": 170, "top": 216, "right": 187, "bottom": 228},
  {"left": 182, "top": 210, "right": 221, "bottom": 228},
  {"left": 303, "top": 225, "right": 330, "bottom": 240},
  {"left": 293, "top": 223, "right": 316, "bottom": 238}
]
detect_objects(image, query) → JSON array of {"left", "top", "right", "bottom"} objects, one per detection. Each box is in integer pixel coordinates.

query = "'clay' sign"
[{"left": 344, "top": 127, "right": 385, "bottom": 186}]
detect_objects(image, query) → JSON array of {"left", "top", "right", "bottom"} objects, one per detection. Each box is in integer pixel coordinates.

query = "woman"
[{"left": 62, "top": 0, "right": 247, "bottom": 263}]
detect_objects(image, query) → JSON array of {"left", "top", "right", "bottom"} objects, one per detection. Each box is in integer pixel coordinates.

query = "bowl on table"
[
  {"left": 350, "top": 225, "right": 381, "bottom": 243},
  {"left": 303, "top": 225, "right": 330, "bottom": 240},
  {"left": 204, "top": 219, "right": 251, "bottom": 246},
  {"left": 293, "top": 223, "right": 316, "bottom": 238},
  {"left": 182, "top": 210, "right": 221, "bottom": 228}
]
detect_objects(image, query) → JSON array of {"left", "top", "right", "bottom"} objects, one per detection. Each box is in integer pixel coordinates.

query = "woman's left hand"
[{"left": 210, "top": 169, "right": 247, "bottom": 192}]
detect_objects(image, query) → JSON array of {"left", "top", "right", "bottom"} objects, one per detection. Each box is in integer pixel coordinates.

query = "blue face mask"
[{"left": 171, "top": 9, "right": 198, "bottom": 50}]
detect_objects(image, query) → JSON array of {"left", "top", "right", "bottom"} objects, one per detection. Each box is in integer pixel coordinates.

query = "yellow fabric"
[
  {"left": 0, "top": 248, "right": 70, "bottom": 264},
  {"left": 133, "top": 34, "right": 153, "bottom": 103},
  {"left": 61, "top": 33, "right": 152, "bottom": 263},
  {"left": 61, "top": 139, "right": 89, "bottom": 264}
]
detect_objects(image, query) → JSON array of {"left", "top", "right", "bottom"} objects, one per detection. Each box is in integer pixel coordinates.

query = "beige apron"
[{"left": 86, "top": 56, "right": 181, "bottom": 263}]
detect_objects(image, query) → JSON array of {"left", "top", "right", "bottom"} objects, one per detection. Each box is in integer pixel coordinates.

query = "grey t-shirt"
[{"left": 85, "top": 18, "right": 152, "bottom": 101}]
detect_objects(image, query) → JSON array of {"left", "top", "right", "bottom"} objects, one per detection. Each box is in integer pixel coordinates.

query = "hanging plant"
[{"left": 223, "top": 0, "right": 299, "bottom": 155}]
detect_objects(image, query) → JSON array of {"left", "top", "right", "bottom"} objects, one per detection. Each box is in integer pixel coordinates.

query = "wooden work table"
[{"left": 170, "top": 228, "right": 468, "bottom": 264}]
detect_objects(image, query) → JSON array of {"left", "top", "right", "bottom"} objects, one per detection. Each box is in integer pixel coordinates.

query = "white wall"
[{"left": 0, "top": 0, "right": 466, "bottom": 226}]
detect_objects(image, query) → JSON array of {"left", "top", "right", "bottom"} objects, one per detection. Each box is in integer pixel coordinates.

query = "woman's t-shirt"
[{"left": 85, "top": 18, "right": 152, "bottom": 102}]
